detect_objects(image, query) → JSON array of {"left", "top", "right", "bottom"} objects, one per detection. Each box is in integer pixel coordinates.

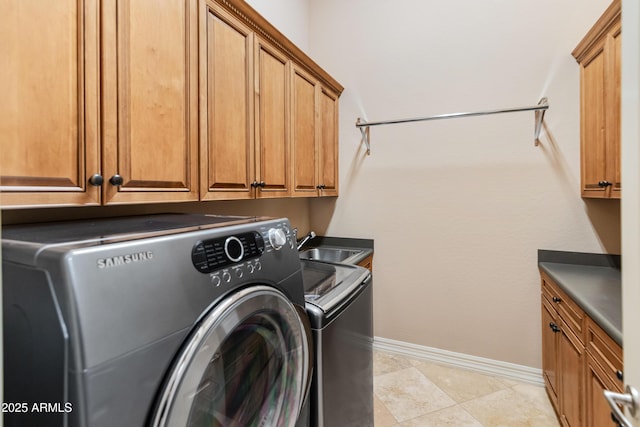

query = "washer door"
[{"left": 151, "top": 285, "right": 311, "bottom": 427}]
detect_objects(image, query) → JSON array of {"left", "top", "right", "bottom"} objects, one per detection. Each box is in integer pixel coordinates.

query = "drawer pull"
[
  {"left": 617, "top": 370, "right": 624, "bottom": 381},
  {"left": 552, "top": 296, "right": 562, "bottom": 303}
]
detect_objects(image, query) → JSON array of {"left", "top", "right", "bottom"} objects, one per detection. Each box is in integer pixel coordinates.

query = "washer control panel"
[{"left": 191, "top": 231, "right": 265, "bottom": 274}]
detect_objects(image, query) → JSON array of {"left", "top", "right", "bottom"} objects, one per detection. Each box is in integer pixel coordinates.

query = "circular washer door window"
[{"left": 151, "top": 285, "right": 311, "bottom": 427}]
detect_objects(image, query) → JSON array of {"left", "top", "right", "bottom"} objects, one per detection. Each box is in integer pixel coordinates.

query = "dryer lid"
[{"left": 301, "top": 260, "right": 370, "bottom": 314}]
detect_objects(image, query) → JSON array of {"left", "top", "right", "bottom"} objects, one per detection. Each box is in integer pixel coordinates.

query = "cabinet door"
[
  {"left": 255, "top": 38, "right": 290, "bottom": 198},
  {"left": 558, "top": 318, "right": 584, "bottom": 427},
  {"left": 542, "top": 298, "right": 560, "bottom": 412},
  {"left": 585, "top": 353, "right": 622, "bottom": 427},
  {"left": 318, "top": 86, "right": 339, "bottom": 197},
  {"left": 0, "top": 0, "right": 100, "bottom": 207},
  {"left": 291, "top": 66, "right": 318, "bottom": 197},
  {"left": 102, "top": 0, "right": 199, "bottom": 204},
  {"left": 576, "top": 8, "right": 621, "bottom": 200},
  {"left": 579, "top": 44, "right": 608, "bottom": 199},
  {"left": 200, "top": 5, "right": 254, "bottom": 200}
]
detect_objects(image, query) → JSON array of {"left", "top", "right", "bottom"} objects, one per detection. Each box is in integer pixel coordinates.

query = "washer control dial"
[
  {"left": 268, "top": 228, "right": 287, "bottom": 250},
  {"left": 224, "top": 236, "right": 244, "bottom": 262}
]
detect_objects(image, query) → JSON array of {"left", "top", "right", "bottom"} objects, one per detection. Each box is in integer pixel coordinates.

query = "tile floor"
[{"left": 373, "top": 350, "right": 560, "bottom": 426}]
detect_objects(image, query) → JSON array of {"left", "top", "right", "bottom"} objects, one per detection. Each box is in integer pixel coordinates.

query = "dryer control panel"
[{"left": 191, "top": 231, "right": 265, "bottom": 274}]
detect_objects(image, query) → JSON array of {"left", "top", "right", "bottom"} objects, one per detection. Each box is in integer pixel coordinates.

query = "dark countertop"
[
  {"left": 538, "top": 250, "right": 622, "bottom": 346},
  {"left": 302, "top": 236, "right": 374, "bottom": 266}
]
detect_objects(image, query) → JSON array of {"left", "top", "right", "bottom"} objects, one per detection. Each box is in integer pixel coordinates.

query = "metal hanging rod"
[{"left": 356, "top": 97, "right": 549, "bottom": 155}]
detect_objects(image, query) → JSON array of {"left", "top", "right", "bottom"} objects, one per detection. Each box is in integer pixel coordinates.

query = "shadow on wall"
[
  {"left": 583, "top": 199, "right": 621, "bottom": 254},
  {"left": 538, "top": 121, "right": 579, "bottom": 198},
  {"left": 538, "top": 122, "right": 620, "bottom": 254},
  {"left": 308, "top": 197, "right": 337, "bottom": 236}
]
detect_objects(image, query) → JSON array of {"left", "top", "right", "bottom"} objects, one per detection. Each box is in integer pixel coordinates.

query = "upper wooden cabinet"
[
  {"left": 101, "top": 0, "right": 200, "bottom": 205},
  {"left": 1, "top": 0, "right": 342, "bottom": 208},
  {"left": 290, "top": 65, "right": 340, "bottom": 197},
  {"left": 318, "top": 86, "right": 339, "bottom": 197},
  {"left": 200, "top": 4, "right": 291, "bottom": 200},
  {"left": 572, "top": 0, "right": 621, "bottom": 199},
  {"left": 202, "top": 0, "right": 342, "bottom": 201},
  {"left": 1, "top": 0, "right": 199, "bottom": 207},
  {"left": 0, "top": 0, "right": 101, "bottom": 207}
]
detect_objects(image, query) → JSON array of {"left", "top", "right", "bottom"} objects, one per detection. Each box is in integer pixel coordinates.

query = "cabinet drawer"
[
  {"left": 541, "top": 272, "right": 585, "bottom": 343},
  {"left": 586, "top": 316, "right": 623, "bottom": 392}
]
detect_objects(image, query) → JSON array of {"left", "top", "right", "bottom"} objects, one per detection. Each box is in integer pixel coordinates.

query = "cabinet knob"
[
  {"left": 549, "top": 322, "right": 560, "bottom": 333},
  {"left": 259, "top": 181, "right": 266, "bottom": 188},
  {"left": 251, "top": 181, "right": 259, "bottom": 188},
  {"left": 552, "top": 296, "right": 562, "bottom": 303},
  {"left": 598, "top": 180, "right": 612, "bottom": 187},
  {"left": 617, "top": 370, "right": 624, "bottom": 381},
  {"left": 109, "top": 174, "right": 124, "bottom": 186},
  {"left": 316, "top": 184, "right": 326, "bottom": 190},
  {"left": 88, "top": 174, "right": 103, "bottom": 186},
  {"left": 611, "top": 411, "right": 624, "bottom": 427}
]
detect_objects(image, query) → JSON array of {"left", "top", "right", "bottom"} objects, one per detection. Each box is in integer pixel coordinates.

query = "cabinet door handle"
[
  {"left": 552, "top": 296, "right": 562, "bottom": 303},
  {"left": 617, "top": 370, "right": 624, "bottom": 381},
  {"left": 109, "top": 174, "right": 124, "bottom": 186},
  {"left": 598, "top": 180, "right": 612, "bottom": 187},
  {"left": 88, "top": 174, "right": 104, "bottom": 186},
  {"left": 549, "top": 322, "right": 560, "bottom": 333}
]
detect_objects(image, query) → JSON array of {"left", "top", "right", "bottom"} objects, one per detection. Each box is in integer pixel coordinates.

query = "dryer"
[{"left": 2, "top": 213, "right": 312, "bottom": 427}]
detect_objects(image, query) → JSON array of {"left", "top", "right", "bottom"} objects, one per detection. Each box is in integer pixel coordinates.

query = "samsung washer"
[{"left": 2, "top": 213, "right": 312, "bottom": 427}]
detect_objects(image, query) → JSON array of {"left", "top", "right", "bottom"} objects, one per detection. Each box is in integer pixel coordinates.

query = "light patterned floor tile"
[
  {"left": 372, "top": 350, "right": 560, "bottom": 427},
  {"left": 374, "top": 351, "right": 414, "bottom": 376},
  {"left": 461, "top": 388, "right": 560, "bottom": 427},
  {"left": 399, "top": 405, "right": 484, "bottom": 427},
  {"left": 374, "top": 394, "right": 399, "bottom": 427},
  {"left": 375, "top": 367, "right": 456, "bottom": 422},
  {"left": 410, "top": 359, "right": 512, "bottom": 403}
]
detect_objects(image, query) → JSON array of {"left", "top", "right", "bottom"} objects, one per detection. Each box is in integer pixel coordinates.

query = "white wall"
[
  {"left": 245, "top": 0, "right": 310, "bottom": 52},
  {"left": 307, "top": 0, "right": 618, "bottom": 368}
]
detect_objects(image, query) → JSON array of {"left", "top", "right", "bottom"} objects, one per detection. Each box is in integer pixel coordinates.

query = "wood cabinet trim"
[
  {"left": 207, "top": 0, "right": 343, "bottom": 96},
  {"left": 571, "top": 0, "right": 621, "bottom": 63}
]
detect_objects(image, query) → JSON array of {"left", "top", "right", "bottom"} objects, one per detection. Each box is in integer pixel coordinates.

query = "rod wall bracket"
[{"left": 356, "top": 118, "right": 371, "bottom": 155}]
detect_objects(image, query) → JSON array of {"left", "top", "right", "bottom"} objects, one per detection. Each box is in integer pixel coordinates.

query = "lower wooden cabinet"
[
  {"left": 357, "top": 254, "right": 373, "bottom": 272},
  {"left": 557, "top": 317, "right": 584, "bottom": 427},
  {"left": 540, "top": 271, "right": 623, "bottom": 427}
]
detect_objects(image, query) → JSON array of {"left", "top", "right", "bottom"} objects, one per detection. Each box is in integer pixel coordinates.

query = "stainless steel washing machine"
[
  {"left": 2, "top": 213, "right": 312, "bottom": 427},
  {"left": 301, "top": 260, "right": 373, "bottom": 427}
]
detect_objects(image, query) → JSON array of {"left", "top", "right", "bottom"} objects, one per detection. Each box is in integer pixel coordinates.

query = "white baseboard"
[{"left": 373, "top": 336, "right": 544, "bottom": 387}]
